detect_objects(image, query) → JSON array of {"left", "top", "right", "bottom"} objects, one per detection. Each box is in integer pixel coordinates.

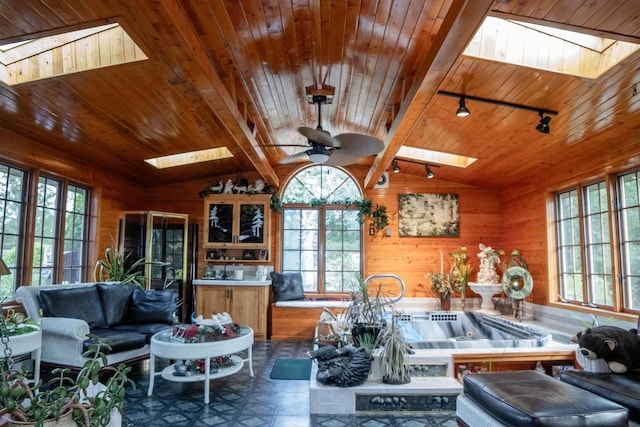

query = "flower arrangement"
[{"left": 428, "top": 273, "right": 460, "bottom": 297}]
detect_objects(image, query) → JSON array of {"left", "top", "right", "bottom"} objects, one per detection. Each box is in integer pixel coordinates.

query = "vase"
[
  {"left": 440, "top": 294, "right": 451, "bottom": 311},
  {"left": 9, "top": 411, "right": 75, "bottom": 427}
]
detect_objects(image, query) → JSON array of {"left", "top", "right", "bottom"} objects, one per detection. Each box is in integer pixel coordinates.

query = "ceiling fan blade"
[
  {"left": 279, "top": 151, "right": 310, "bottom": 164},
  {"left": 323, "top": 150, "right": 361, "bottom": 166},
  {"left": 333, "top": 133, "right": 384, "bottom": 157},
  {"left": 298, "top": 127, "right": 341, "bottom": 148}
]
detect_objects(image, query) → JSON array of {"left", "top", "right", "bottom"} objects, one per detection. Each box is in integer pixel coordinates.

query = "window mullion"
[
  {"left": 607, "top": 175, "right": 623, "bottom": 311},
  {"left": 577, "top": 186, "right": 588, "bottom": 305}
]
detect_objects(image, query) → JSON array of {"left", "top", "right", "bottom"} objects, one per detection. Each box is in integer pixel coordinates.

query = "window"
[
  {"left": 0, "top": 162, "right": 91, "bottom": 298},
  {"left": 280, "top": 165, "right": 363, "bottom": 293},
  {"left": 618, "top": 171, "right": 640, "bottom": 310},
  {"left": 555, "top": 171, "right": 639, "bottom": 312},
  {"left": 0, "top": 165, "right": 27, "bottom": 299}
]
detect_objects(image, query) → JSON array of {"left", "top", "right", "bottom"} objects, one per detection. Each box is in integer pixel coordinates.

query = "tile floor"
[{"left": 121, "top": 340, "right": 458, "bottom": 426}]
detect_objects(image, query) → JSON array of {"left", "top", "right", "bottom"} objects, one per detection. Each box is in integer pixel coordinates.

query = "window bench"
[{"left": 270, "top": 299, "right": 350, "bottom": 341}]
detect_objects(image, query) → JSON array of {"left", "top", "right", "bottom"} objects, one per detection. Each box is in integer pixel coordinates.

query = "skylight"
[
  {"left": 145, "top": 147, "right": 234, "bottom": 169},
  {"left": 396, "top": 146, "right": 476, "bottom": 168},
  {"left": 0, "top": 23, "right": 147, "bottom": 86},
  {"left": 464, "top": 15, "right": 640, "bottom": 79}
]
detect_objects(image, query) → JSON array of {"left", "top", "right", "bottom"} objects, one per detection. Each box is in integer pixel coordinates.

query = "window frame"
[
  {"left": 553, "top": 171, "right": 638, "bottom": 314},
  {"left": 279, "top": 165, "right": 364, "bottom": 294}
]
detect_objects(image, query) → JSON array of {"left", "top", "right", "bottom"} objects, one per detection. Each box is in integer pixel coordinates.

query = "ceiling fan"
[{"left": 274, "top": 94, "right": 384, "bottom": 166}]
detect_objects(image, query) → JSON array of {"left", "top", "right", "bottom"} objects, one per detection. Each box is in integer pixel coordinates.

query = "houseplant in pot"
[
  {"left": 346, "top": 276, "right": 389, "bottom": 346},
  {"left": 374, "top": 313, "right": 413, "bottom": 384},
  {"left": 0, "top": 330, "right": 133, "bottom": 427}
]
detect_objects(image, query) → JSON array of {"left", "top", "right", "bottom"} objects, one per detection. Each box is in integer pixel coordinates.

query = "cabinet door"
[
  {"left": 195, "top": 286, "right": 229, "bottom": 317},
  {"left": 230, "top": 286, "right": 267, "bottom": 339},
  {"left": 237, "top": 202, "right": 267, "bottom": 247},
  {"left": 205, "top": 202, "right": 234, "bottom": 245}
]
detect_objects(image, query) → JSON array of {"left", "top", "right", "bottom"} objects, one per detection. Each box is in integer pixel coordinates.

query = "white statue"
[
  {"left": 223, "top": 179, "right": 234, "bottom": 194},
  {"left": 477, "top": 243, "right": 500, "bottom": 283}
]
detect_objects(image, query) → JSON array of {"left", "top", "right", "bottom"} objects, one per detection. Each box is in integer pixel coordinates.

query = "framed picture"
[
  {"left": 258, "top": 249, "right": 268, "bottom": 260},
  {"left": 398, "top": 193, "right": 459, "bottom": 237}
]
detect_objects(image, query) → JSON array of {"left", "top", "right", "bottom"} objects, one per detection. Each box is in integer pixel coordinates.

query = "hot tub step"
[{"left": 310, "top": 376, "right": 462, "bottom": 414}]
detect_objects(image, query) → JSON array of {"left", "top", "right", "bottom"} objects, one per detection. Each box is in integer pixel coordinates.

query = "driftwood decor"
[{"left": 398, "top": 193, "right": 459, "bottom": 237}]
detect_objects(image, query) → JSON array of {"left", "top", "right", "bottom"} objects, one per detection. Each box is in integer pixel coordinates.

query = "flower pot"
[
  {"left": 439, "top": 295, "right": 451, "bottom": 311},
  {"left": 9, "top": 411, "right": 75, "bottom": 427},
  {"left": 383, "top": 373, "right": 411, "bottom": 385},
  {"left": 351, "top": 322, "right": 385, "bottom": 347}
]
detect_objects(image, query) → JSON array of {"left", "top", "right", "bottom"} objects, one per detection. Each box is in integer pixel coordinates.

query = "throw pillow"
[
  {"left": 38, "top": 285, "right": 107, "bottom": 328},
  {"left": 96, "top": 283, "right": 137, "bottom": 326},
  {"left": 127, "top": 289, "right": 177, "bottom": 324},
  {"left": 270, "top": 271, "right": 305, "bottom": 302}
]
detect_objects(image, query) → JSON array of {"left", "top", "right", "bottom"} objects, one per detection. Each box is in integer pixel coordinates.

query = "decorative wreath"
[{"left": 501, "top": 266, "right": 533, "bottom": 300}]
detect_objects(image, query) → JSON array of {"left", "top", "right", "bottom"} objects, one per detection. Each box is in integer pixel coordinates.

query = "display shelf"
[{"left": 160, "top": 355, "right": 243, "bottom": 383}]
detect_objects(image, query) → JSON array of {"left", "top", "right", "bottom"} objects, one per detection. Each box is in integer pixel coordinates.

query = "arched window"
[{"left": 280, "top": 165, "right": 363, "bottom": 293}]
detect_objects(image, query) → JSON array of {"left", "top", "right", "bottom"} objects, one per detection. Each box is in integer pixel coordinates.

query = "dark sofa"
[
  {"left": 15, "top": 282, "right": 177, "bottom": 368},
  {"left": 560, "top": 316, "right": 640, "bottom": 422}
]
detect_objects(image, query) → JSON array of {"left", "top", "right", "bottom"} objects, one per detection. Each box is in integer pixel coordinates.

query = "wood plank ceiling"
[{"left": 0, "top": 0, "right": 638, "bottom": 190}]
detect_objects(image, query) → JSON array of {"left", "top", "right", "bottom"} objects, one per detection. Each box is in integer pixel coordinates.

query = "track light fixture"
[
  {"left": 392, "top": 160, "right": 400, "bottom": 173},
  {"left": 425, "top": 165, "right": 435, "bottom": 179},
  {"left": 438, "top": 90, "right": 558, "bottom": 133},
  {"left": 456, "top": 96, "right": 470, "bottom": 117},
  {"left": 536, "top": 112, "right": 551, "bottom": 134},
  {"left": 392, "top": 158, "right": 439, "bottom": 178}
]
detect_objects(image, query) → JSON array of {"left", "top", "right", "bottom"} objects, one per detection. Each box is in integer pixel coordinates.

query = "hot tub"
[{"left": 397, "top": 311, "right": 552, "bottom": 349}]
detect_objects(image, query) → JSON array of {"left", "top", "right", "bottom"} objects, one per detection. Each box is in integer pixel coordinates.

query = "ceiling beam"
[
  {"left": 364, "top": 0, "right": 494, "bottom": 188},
  {"left": 138, "top": 0, "right": 279, "bottom": 187}
]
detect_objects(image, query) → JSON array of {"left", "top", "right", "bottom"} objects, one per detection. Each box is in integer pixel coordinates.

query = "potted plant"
[
  {"left": 374, "top": 315, "right": 412, "bottom": 384},
  {"left": 450, "top": 246, "right": 473, "bottom": 309},
  {"left": 346, "top": 276, "right": 389, "bottom": 346},
  {"left": 94, "top": 246, "right": 166, "bottom": 288},
  {"left": 0, "top": 334, "right": 133, "bottom": 427},
  {"left": 427, "top": 273, "right": 459, "bottom": 310}
]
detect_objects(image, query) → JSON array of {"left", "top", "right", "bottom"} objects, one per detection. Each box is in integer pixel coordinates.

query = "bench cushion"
[
  {"left": 38, "top": 285, "right": 107, "bottom": 328},
  {"left": 560, "top": 370, "right": 640, "bottom": 421},
  {"left": 463, "top": 370, "right": 628, "bottom": 427}
]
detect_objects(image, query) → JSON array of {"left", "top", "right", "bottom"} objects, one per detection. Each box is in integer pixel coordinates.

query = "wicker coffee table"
[{"left": 147, "top": 326, "right": 254, "bottom": 404}]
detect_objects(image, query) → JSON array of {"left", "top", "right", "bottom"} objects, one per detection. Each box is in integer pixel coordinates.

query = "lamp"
[
  {"left": 307, "top": 146, "right": 330, "bottom": 163},
  {"left": 0, "top": 258, "right": 10, "bottom": 277},
  {"left": 425, "top": 165, "right": 435, "bottom": 179},
  {"left": 456, "top": 96, "right": 470, "bottom": 117},
  {"left": 392, "top": 160, "right": 400, "bottom": 173},
  {"left": 536, "top": 112, "right": 551, "bottom": 134}
]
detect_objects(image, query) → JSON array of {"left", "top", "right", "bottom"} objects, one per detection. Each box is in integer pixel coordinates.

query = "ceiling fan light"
[
  {"left": 456, "top": 97, "right": 470, "bottom": 117},
  {"left": 308, "top": 146, "right": 330, "bottom": 163}
]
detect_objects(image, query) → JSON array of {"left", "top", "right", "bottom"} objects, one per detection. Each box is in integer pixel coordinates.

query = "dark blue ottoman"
[{"left": 457, "top": 370, "right": 628, "bottom": 426}]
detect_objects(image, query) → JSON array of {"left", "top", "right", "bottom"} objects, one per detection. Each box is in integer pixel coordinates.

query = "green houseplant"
[
  {"left": 346, "top": 276, "right": 389, "bottom": 345},
  {"left": 94, "top": 246, "right": 166, "bottom": 288},
  {"left": 0, "top": 333, "right": 133, "bottom": 427},
  {"left": 375, "top": 315, "right": 412, "bottom": 384}
]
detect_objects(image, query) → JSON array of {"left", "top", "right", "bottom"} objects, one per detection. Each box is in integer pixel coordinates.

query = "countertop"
[{"left": 193, "top": 278, "right": 271, "bottom": 286}]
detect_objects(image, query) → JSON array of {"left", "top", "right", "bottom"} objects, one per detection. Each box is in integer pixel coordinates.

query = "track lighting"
[
  {"left": 536, "top": 112, "right": 551, "bottom": 134},
  {"left": 392, "top": 160, "right": 400, "bottom": 173},
  {"left": 456, "top": 96, "right": 470, "bottom": 117},
  {"left": 438, "top": 91, "right": 558, "bottom": 132},
  {"left": 425, "top": 165, "right": 435, "bottom": 179}
]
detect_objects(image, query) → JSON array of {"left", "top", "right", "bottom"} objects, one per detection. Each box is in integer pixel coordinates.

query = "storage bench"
[
  {"left": 456, "top": 370, "right": 628, "bottom": 427},
  {"left": 270, "top": 300, "right": 350, "bottom": 341}
]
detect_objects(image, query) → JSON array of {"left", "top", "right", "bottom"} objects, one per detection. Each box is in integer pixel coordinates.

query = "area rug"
[{"left": 269, "top": 358, "right": 312, "bottom": 380}]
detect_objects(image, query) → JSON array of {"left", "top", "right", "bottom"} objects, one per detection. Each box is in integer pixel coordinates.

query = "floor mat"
[{"left": 270, "top": 358, "right": 312, "bottom": 380}]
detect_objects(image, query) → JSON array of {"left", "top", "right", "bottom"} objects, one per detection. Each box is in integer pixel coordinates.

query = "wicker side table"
[{"left": 4, "top": 330, "right": 42, "bottom": 385}]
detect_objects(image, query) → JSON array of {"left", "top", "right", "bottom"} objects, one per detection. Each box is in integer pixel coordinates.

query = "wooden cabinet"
[
  {"left": 195, "top": 285, "right": 269, "bottom": 340},
  {"left": 203, "top": 194, "right": 271, "bottom": 251},
  {"left": 452, "top": 350, "right": 577, "bottom": 379}
]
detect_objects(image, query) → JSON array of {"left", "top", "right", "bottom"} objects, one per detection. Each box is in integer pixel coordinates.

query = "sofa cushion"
[
  {"left": 560, "top": 370, "right": 640, "bottom": 421},
  {"left": 97, "top": 283, "right": 137, "bottom": 326},
  {"left": 38, "top": 285, "right": 107, "bottom": 328},
  {"left": 270, "top": 272, "right": 305, "bottom": 302},
  {"left": 111, "top": 323, "right": 172, "bottom": 343},
  {"left": 127, "top": 289, "right": 177, "bottom": 324},
  {"left": 85, "top": 328, "right": 146, "bottom": 354}
]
